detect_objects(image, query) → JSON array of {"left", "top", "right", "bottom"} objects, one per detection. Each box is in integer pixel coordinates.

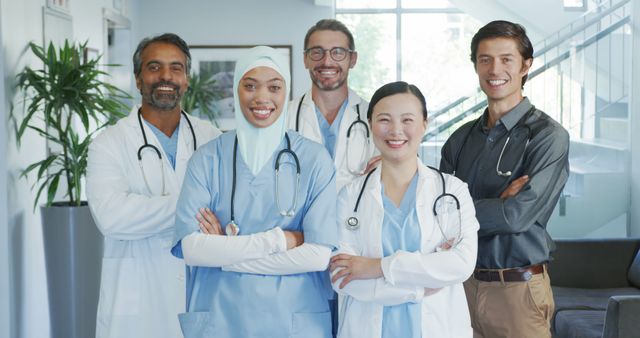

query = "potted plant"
[
  {"left": 181, "top": 71, "right": 223, "bottom": 127},
  {"left": 12, "top": 40, "right": 130, "bottom": 338}
]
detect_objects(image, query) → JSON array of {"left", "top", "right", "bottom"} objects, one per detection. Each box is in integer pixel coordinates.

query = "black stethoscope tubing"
[
  {"left": 228, "top": 132, "right": 300, "bottom": 235},
  {"left": 136, "top": 109, "right": 197, "bottom": 195},
  {"left": 453, "top": 106, "right": 535, "bottom": 177},
  {"left": 136, "top": 108, "right": 197, "bottom": 160},
  {"left": 295, "top": 93, "right": 368, "bottom": 138},
  {"left": 346, "top": 166, "right": 460, "bottom": 230}
]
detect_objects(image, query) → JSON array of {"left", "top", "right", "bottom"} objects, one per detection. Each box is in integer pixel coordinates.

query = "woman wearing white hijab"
[{"left": 172, "top": 46, "right": 337, "bottom": 338}]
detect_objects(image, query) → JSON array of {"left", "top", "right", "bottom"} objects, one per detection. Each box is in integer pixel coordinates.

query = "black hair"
[
  {"left": 470, "top": 20, "right": 534, "bottom": 86},
  {"left": 133, "top": 33, "right": 191, "bottom": 77},
  {"left": 367, "top": 81, "right": 427, "bottom": 121},
  {"left": 304, "top": 19, "right": 355, "bottom": 51}
]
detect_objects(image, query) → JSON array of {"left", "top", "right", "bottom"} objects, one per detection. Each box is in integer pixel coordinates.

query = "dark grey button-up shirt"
[{"left": 440, "top": 98, "right": 570, "bottom": 269}]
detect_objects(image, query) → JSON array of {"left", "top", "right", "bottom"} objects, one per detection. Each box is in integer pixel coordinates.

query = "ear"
[
  {"left": 349, "top": 51, "right": 358, "bottom": 69},
  {"left": 303, "top": 51, "right": 311, "bottom": 70},
  {"left": 520, "top": 58, "right": 533, "bottom": 75},
  {"left": 135, "top": 75, "right": 142, "bottom": 90}
]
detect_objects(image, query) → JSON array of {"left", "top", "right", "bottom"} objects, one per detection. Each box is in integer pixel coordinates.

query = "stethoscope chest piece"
[
  {"left": 346, "top": 216, "right": 359, "bottom": 230},
  {"left": 226, "top": 221, "right": 239, "bottom": 236}
]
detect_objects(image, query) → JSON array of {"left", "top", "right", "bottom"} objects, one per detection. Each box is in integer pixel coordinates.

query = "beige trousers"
[{"left": 463, "top": 269, "right": 555, "bottom": 338}]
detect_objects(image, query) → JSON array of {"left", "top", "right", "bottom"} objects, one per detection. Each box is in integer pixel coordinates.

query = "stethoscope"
[
  {"left": 225, "top": 132, "right": 301, "bottom": 236},
  {"left": 345, "top": 166, "right": 463, "bottom": 249},
  {"left": 295, "top": 94, "right": 370, "bottom": 174},
  {"left": 453, "top": 106, "right": 535, "bottom": 177},
  {"left": 137, "top": 109, "right": 197, "bottom": 196}
]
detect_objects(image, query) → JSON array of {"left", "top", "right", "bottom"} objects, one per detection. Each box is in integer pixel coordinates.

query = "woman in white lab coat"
[
  {"left": 288, "top": 90, "right": 376, "bottom": 190},
  {"left": 87, "top": 105, "right": 219, "bottom": 337},
  {"left": 330, "top": 81, "right": 479, "bottom": 338}
]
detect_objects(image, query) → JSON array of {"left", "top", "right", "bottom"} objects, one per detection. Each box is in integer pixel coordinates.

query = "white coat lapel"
[
  {"left": 362, "top": 167, "right": 384, "bottom": 258},
  {"left": 174, "top": 113, "right": 195, "bottom": 188},
  {"left": 299, "top": 91, "right": 323, "bottom": 143},
  {"left": 335, "top": 90, "right": 367, "bottom": 175},
  {"left": 130, "top": 107, "right": 178, "bottom": 196},
  {"left": 416, "top": 162, "right": 442, "bottom": 250}
]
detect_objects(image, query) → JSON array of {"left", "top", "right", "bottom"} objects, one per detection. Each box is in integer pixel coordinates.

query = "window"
[{"left": 336, "top": 0, "right": 481, "bottom": 111}]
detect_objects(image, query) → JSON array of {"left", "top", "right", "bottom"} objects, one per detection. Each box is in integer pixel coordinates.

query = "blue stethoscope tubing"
[
  {"left": 226, "top": 132, "right": 301, "bottom": 236},
  {"left": 136, "top": 109, "right": 197, "bottom": 195},
  {"left": 453, "top": 106, "right": 535, "bottom": 177},
  {"left": 295, "top": 94, "right": 370, "bottom": 174}
]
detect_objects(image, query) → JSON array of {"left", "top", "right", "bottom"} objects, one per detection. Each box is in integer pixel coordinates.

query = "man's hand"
[
  {"left": 196, "top": 208, "right": 224, "bottom": 235},
  {"left": 283, "top": 231, "right": 304, "bottom": 249},
  {"left": 329, "top": 254, "right": 383, "bottom": 289},
  {"left": 361, "top": 156, "right": 381, "bottom": 175},
  {"left": 500, "top": 175, "right": 529, "bottom": 199}
]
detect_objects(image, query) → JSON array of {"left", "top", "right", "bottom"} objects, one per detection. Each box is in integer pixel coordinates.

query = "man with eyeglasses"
[
  {"left": 287, "top": 18, "right": 378, "bottom": 337},
  {"left": 287, "top": 19, "right": 378, "bottom": 191}
]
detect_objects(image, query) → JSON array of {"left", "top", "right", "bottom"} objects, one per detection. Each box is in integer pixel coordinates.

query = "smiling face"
[
  {"left": 370, "top": 93, "right": 427, "bottom": 165},
  {"left": 475, "top": 37, "right": 532, "bottom": 108},
  {"left": 304, "top": 30, "right": 357, "bottom": 92},
  {"left": 237, "top": 66, "right": 286, "bottom": 128},
  {"left": 136, "top": 42, "right": 189, "bottom": 112}
]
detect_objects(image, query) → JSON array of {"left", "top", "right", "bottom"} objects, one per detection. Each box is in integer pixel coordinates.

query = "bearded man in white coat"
[{"left": 86, "top": 33, "right": 220, "bottom": 338}]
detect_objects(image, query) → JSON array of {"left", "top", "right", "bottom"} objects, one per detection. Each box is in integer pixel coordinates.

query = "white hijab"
[{"left": 233, "top": 46, "right": 290, "bottom": 175}]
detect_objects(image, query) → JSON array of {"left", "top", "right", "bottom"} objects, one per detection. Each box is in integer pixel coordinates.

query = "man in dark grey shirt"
[{"left": 440, "top": 20, "right": 569, "bottom": 338}]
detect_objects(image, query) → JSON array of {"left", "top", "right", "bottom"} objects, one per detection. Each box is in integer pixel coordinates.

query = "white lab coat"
[
  {"left": 333, "top": 160, "right": 479, "bottom": 338},
  {"left": 287, "top": 89, "right": 377, "bottom": 190},
  {"left": 86, "top": 106, "right": 220, "bottom": 338}
]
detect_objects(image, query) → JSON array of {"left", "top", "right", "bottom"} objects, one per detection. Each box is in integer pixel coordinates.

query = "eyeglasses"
[{"left": 304, "top": 47, "right": 353, "bottom": 61}]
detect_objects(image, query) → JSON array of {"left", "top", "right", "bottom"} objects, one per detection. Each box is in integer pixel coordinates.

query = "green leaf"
[{"left": 13, "top": 38, "right": 132, "bottom": 206}]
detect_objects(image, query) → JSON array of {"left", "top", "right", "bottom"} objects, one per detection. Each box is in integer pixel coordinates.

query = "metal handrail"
[{"left": 423, "top": 1, "right": 630, "bottom": 142}]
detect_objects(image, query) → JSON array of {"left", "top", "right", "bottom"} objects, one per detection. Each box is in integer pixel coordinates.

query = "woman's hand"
[
  {"left": 284, "top": 231, "right": 304, "bottom": 249},
  {"left": 196, "top": 208, "right": 224, "bottom": 235},
  {"left": 361, "top": 156, "right": 382, "bottom": 175},
  {"left": 330, "top": 254, "right": 383, "bottom": 289}
]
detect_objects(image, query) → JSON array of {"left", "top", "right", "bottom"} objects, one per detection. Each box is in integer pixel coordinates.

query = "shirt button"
[{"left": 488, "top": 137, "right": 494, "bottom": 142}]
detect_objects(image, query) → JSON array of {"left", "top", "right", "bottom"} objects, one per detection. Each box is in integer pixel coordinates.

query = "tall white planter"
[{"left": 41, "top": 204, "right": 103, "bottom": 338}]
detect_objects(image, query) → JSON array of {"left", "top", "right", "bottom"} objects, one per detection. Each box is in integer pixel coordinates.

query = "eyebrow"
[
  {"left": 375, "top": 112, "right": 419, "bottom": 117},
  {"left": 478, "top": 53, "right": 516, "bottom": 58},
  {"left": 242, "top": 77, "right": 283, "bottom": 82},
  {"left": 145, "top": 60, "right": 185, "bottom": 67}
]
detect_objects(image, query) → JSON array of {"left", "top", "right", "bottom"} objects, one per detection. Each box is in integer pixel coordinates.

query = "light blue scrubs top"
[
  {"left": 380, "top": 173, "right": 422, "bottom": 338},
  {"left": 146, "top": 121, "right": 178, "bottom": 169},
  {"left": 314, "top": 99, "right": 348, "bottom": 158},
  {"left": 172, "top": 131, "right": 337, "bottom": 338}
]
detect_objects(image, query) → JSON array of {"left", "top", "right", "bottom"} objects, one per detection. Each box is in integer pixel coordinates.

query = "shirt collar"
[
  {"left": 499, "top": 97, "right": 532, "bottom": 131},
  {"left": 479, "top": 97, "right": 532, "bottom": 132}
]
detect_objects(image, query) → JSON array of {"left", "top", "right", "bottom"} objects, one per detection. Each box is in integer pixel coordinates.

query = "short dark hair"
[
  {"left": 133, "top": 33, "right": 191, "bottom": 77},
  {"left": 304, "top": 19, "right": 355, "bottom": 51},
  {"left": 367, "top": 81, "right": 427, "bottom": 121},
  {"left": 470, "top": 20, "right": 534, "bottom": 86}
]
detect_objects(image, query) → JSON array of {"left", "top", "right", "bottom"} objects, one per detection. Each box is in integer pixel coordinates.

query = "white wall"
[
  {"left": 1, "top": 1, "right": 133, "bottom": 337},
  {"left": 0, "top": 3, "right": 11, "bottom": 337},
  {"left": 131, "top": 0, "right": 333, "bottom": 99},
  {"left": 2, "top": 1, "right": 50, "bottom": 336}
]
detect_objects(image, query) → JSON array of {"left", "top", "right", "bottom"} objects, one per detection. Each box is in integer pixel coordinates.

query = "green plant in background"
[
  {"left": 181, "top": 72, "right": 222, "bottom": 127},
  {"left": 12, "top": 40, "right": 131, "bottom": 208}
]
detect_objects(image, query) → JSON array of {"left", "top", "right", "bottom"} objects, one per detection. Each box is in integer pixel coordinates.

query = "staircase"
[{"left": 420, "top": 0, "right": 632, "bottom": 238}]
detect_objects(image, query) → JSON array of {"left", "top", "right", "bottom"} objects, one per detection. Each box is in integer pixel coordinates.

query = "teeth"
[
  {"left": 157, "top": 86, "right": 175, "bottom": 91},
  {"left": 252, "top": 109, "right": 271, "bottom": 116},
  {"left": 387, "top": 140, "right": 405, "bottom": 145},
  {"left": 488, "top": 80, "right": 506, "bottom": 86}
]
